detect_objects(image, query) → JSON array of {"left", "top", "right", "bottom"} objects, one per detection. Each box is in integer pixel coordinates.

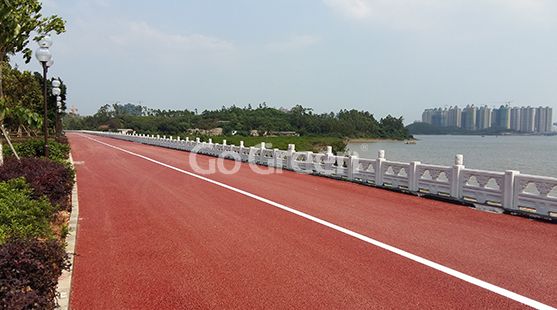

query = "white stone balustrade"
[
  {"left": 79, "top": 130, "right": 557, "bottom": 220},
  {"left": 416, "top": 163, "right": 453, "bottom": 197},
  {"left": 381, "top": 160, "right": 411, "bottom": 190},
  {"left": 460, "top": 169, "right": 506, "bottom": 207},
  {"left": 513, "top": 174, "right": 557, "bottom": 217}
]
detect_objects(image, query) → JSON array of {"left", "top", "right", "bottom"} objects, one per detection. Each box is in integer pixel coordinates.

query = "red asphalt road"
[{"left": 68, "top": 133, "right": 557, "bottom": 309}]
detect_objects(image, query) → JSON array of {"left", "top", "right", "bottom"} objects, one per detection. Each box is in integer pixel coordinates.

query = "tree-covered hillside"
[{"left": 65, "top": 103, "right": 411, "bottom": 140}]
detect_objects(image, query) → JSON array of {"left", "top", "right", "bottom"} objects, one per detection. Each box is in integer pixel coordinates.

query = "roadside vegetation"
[
  {"left": 0, "top": 140, "right": 74, "bottom": 309},
  {"left": 1, "top": 0, "right": 70, "bottom": 308}
]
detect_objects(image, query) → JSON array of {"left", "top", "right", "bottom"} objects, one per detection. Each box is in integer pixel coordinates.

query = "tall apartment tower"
[
  {"left": 520, "top": 106, "right": 536, "bottom": 132},
  {"left": 422, "top": 109, "right": 434, "bottom": 124},
  {"left": 461, "top": 105, "right": 477, "bottom": 130},
  {"left": 548, "top": 107, "right": 554, "bottom": 132},
  {"left": 535, "top": 106, "right": 553, "bottom": 133},
  {"left": 476, "top": 105, "right": 492, "bottom": 130},
  {"left": 492, "top": 105, "right": 511, "bottom": 129},
  {"left": 510, "top": 107, "right": 522, "bottom": 131},
  {"left": 440, "top": 108, "right": 449, "bottom": 127},
  {"left": 447, "top": 106, "right": 462, "bottom": 128}
]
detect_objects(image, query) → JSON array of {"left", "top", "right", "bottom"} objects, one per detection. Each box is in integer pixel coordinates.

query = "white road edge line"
[{"left": 80, "top": 134, "right": 555, "bottom": 310}]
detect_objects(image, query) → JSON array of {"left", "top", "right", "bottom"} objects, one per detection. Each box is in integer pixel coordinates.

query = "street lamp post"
[
  {"left": 57, "top": 98, "right": 62, "bottom": 136},
  {"left": 35, "top": 35, "right": 53, "bottom": 157},
  {"left": 52, "top": 79, "right": 61, "bottom": 137}
]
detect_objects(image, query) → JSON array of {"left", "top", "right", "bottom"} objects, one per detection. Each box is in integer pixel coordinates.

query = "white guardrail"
[{"left": 82, "top": 131, "right": 557, "bottom": 220}]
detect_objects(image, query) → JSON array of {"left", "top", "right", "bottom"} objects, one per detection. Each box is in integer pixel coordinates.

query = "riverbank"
[{"left": 348, "top": 138, "right": 415, "bottom": 143}]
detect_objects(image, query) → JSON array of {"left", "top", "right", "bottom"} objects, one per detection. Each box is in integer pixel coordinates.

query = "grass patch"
[{"left": 207, "top": 135, "right": 346, "bottom": 153}]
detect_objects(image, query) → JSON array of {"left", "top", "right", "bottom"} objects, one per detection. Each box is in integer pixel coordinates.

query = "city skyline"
[{"left": 422, "top": 105, "right": 553, "bottom": 133}]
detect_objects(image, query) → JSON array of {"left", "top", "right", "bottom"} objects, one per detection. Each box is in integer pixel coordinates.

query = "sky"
[{"left": 11, "top": 0, "right": 557, "bottom": 123}]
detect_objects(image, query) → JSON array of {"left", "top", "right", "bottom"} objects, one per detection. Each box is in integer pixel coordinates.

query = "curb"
[{"left": 56, "top": 153, "right": 80, "bottom": 309}]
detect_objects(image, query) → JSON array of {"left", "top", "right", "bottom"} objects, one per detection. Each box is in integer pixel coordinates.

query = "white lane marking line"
[{"left": 79, "top": 134, "right": 555, "bottom": 310}]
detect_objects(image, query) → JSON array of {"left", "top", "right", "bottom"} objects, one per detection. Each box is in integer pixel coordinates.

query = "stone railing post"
[
  {"left": 324, "top": 146, "right": 334, "bottom": 173},
  {"left": 249, "top": 147, "right": 256, "bottom": 163},
  {"left": 451, "top": 154, "right": 464, "bottom": 199},
  {"left": 194, "top": 138, "right": 201, "bottom": 153},
  {"left": 286, "top": 144, "right": 295, "bottom": 170},
  {"left": 260, "top": 142, "right": 266, "bottom": 164},
  {"left": 347, "top": 154, "right": 358, "bottom": 180},
  {"left": 239, "top": 141, "right": 245, "bottom": 161},
  {"left": 222, "top": 139, "right": 227, "bottom": 146},
  {"left": 306, "top": 151, "right": 313, "bottom": 172},
  {"left": 273, "top": 148, "right": 279, "bottom": 168},
  {"left": 504, "top": 170, "right": 519, "bottom": 210},
  {"left": 409, "top": 161, "right": 421, "bottom": 192},
  {"left": 375, "top": 150, "right": 386, "bottom": 186}
]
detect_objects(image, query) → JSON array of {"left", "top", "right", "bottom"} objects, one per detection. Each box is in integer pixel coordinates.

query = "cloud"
[
  {"left": 489, "top": 0, "right": 556, "bottom": 23},
  {"left": 323, "top": 0, "right": 372, "bottom": 19},
  {"left": 323, "top": 0, "right": 557, "bottom": 30},
  {"left": 266, "top": 35, "right": 320, "bottom": 52},
  {"left": 109, "top": 21, "right": 235, "bottom": 54}
]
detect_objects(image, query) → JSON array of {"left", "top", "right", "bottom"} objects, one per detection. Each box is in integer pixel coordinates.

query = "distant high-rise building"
[
  {"left": 535, "top": 106, "right": 553, "bottom": 133},
  {"left": 492, "top": 105, "right": 511, "bottom": 129},
  {"left": 447, "top": 106, "right": 462, "bottom": 128},
  {"left": 422, "top": 109, "right": 434, "bottom": 124},
  {"left": 510, "top": 107, "right": 521, "bottom": 131},
  {"left": 520, "top": 107, "right": 536, "bottom": 133},
  {"left": 440, "top": 108, "right": 449, "bottom": 127},
  {"left": 477, "top": 105, "right": 492, "bottom": 130},
  {"left": 431, "top": 108, "right": 443, "bottom": 127},
  {"left": 420, "top": 105, "right": 552, "bottom": 133},
  {"left": 461, "top": 105, "right": 477, "bottom": 130},
  {"left": 425, "top": 108, "right": 450, "bottom": 127}
]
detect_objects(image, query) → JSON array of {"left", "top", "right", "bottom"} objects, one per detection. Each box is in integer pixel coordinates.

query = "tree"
[
  {"left": 9, "top": 105, "right": 42, "bottom": 136},
  {"left": 0, "top": 0, "right": 66, "bottom": 98},
  {"left": 1, "top": 63, "right": 42, "bottom": 113}
]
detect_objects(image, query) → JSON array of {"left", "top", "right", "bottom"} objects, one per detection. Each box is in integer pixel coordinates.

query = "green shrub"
[
  {"left": 0, "top": 158, "right": 75, "bottom": 211},
  {"left": 0, "top": 179, "right": 55, "bottom": 244},
  {"left": 0, "top": 238, "right": 70, "bottom": 310},
  {"left": 2, "top": 139, "right": 71, "bottom": 162}
]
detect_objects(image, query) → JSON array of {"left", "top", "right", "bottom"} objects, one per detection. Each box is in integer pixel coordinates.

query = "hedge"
[
  {"left": 0, "top": 158, "right": 74, "bottom": 211},
  {"left": 0, "top": 178, "right": 54, "bottom": 244},
  {"left": 2, "top": 139, "right": 71, "bottom": 163},
  {"left": 0, "top": 238, "right": 70, "bottom": 309}
]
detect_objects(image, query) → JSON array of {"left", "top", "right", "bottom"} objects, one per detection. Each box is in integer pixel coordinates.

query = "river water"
[{"left": 346, "top": 135, "right": 557, "bottom": 178}]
